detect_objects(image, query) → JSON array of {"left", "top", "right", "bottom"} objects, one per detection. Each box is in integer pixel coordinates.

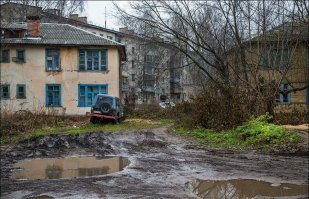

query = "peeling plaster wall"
[{"left": 0, "top": 45, "right": 120, "bottom": 115}]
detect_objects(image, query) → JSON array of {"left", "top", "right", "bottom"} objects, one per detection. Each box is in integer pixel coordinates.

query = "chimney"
[
  {"left": 45, "top": 9, "right": 60, "bottom": 16},
  {"left": 119, "top": 27, "right": 134, "bottom": 35},
  {"left": 69, "top": 14, "right": 79, "bottom": 20},
  {"left": 119, "top": 27, "right": 129, "bottom": 33},
  {"left": 26, "top": 16, "right": 41, "bottom": 37},
  {"left": 78, "top": 17, "right": 87, "bottom": 23}
]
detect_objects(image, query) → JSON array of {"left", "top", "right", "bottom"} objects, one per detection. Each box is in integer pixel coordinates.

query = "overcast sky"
[{"left": 83, "top": 1, "right": 130, "bottom": 31}]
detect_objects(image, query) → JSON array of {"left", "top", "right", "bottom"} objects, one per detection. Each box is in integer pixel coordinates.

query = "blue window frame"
[
  {"left": 0, "top": 84, "right": 10, "bottom": 99},
  {"left": 16, "top": 84, "right": 26, "bottom": 99},
  {"left": 46, "top": 84, "right": 61, "bottom": 107},
  {"left": 78, "top": 49, "right": 107, "bottom": 71},
  {"left": 0, "top": 49, "right": 10, "bottom": 63},
  {"left": 78, "top": 84, "right": 108, "bottom": 107},
  {"left": 16, "top": 49, "right": 25, "bottom": 62},
  {"left": 275, "top": 83, "right": 291, "bottom": 104},
  {"left": 46, "top": 49, "right": 60, "bottom": 71}
]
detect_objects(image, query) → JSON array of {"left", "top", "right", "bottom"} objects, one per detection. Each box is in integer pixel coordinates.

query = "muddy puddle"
[
  {"left": 187, "top": 179, "right": 309, "bottom": 199},
  {"left": 11, "top": 156, "right": 129, "bottom": 180},
  {"left": 2, "top": 130, "right": 308, "bottom": 198}
]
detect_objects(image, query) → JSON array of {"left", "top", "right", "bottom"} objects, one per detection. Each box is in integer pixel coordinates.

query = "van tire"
[{"left": 100, "top": 102, "right": 112, "bottom": 114}]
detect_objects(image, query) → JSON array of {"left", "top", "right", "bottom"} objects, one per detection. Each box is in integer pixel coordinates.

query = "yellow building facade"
[{"left": 0, "top": 23, "right": 125, "bottom": 115}]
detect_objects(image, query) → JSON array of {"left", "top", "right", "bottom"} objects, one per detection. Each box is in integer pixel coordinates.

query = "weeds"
[
  {"left": 0, "top": 103, "right": 172, "bottom": 145},
  {"left": 175, "top": 114, "right": 301, "bottom": 152},
  {"left": 0, "top": 118, "right": 172, "bottom": 145},
  {"left": 0, "top": 109, "right": 89, "bottom": 137}
]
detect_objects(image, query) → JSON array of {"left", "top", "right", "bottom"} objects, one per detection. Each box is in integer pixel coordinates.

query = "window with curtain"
[{"left": 46, "top": 49, "right": 60, "bottom": 71}]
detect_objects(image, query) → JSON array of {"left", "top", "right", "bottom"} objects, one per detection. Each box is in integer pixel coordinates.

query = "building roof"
[
  {"left": 225, "top": 19, "right": 309, "bottom": 55},
  {"left": 0, "top": 2, "right": 120, "bottom": 35},
  {"left": 1, "top": 23, "right": 27, "bottom": 30},
  {"left": 41, "top": 12, "right": 121, "bottom": 35},
  {"left": 250, "top": 20, "right": 308, "bottom": 43},
  {"left": 0, "top": 1, "right": 42, "bottom": 9},
  {"left": 1, "top": 23, "right": 124, "bottom": 46},
  {"left": 1, "top": 23, "right": 126, "bottom": 60}
]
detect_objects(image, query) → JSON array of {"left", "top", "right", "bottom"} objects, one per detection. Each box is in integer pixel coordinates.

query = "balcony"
[
  {"left": 170, "top": 77, "right": 181, "bottom": 84},
  {"left": 122, "top": 84, "right": 129, "bottom": 91},
  {"left": 122, "top": 77, "right": 129, "bottom": 91},
  {"left": 170, "top": 84, "right": 183, "bottom": 94},
  {"left": 142, "top": 86, "right": 159, "bottom": 93},
  {"left": 171, "top": 87, "right": 183, "bottom": 94},
  {"left": 144, "top": 68, "right": 156, "bottom": 75}
]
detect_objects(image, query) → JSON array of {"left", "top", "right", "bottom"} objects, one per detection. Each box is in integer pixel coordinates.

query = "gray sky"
[{"left": 84, "top": 1, "right": 130, "bottom": 31}]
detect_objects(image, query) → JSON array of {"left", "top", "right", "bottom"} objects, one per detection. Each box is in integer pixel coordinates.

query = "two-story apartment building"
[
  {"left": 1, "top": 2, "right": 190, "bottom": 106},
  {"left": 0, "top": 17, "right": 126, "bottom": 115},
  {"left": 227, "top": 19, "right": 309, "bottom": 112}
]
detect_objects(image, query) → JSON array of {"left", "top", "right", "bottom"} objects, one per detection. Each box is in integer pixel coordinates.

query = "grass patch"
[
  {"left": 1, "top": 118, "right": 172, "bottom": 145},
  {"left": 175, "top": 114, "right": 301, "bottom": 152}
]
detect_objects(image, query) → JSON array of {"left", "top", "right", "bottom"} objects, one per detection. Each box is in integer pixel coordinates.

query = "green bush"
[
  {"left": 175, "top": 114, "right": 301, "bottom": 152},
  {"left": 234, "top": 114, "right": 300, "bottom": 149}
]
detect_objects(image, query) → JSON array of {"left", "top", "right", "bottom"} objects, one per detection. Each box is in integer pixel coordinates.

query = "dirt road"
[{"left": 1, "top": 126, "right": 308, "bottom": 198}]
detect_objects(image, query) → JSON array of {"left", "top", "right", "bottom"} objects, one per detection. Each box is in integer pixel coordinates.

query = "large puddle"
[
  {"left": 187, "top": 179, "right": 309, "bottom": 199},
  {"left": 11, "top": 156, "right": 129, "bottom": 180}
]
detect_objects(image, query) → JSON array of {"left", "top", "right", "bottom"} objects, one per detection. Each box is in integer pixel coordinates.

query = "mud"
[
  {"left": 1, "top": 127, "right": 308, "bottom": 198},
  {"left": 186, "top": 179, "right": 308, "bottom": 198},
  {"left": 284, "top": 124, "right": 309, "bottom": 151}
]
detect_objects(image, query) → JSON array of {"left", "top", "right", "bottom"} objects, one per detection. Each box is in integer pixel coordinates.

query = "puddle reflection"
[
  {"left": 187, "top": 179, "right": 308, "bottom": 199},
  {"left": 12, "top": 156, "right": 129, "bottom": 180}
]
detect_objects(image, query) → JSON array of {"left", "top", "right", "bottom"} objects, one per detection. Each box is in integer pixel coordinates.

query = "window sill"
[
  {"left": 275, "top": 102, "right": 291, "bottom": 105},
  {"left": 78, "top": 70, "right": 109, "bottom": 73},
  {"left": 46, "top": 106, "right": 63, "bottom": 108},
  {"left": 46, "top": 69, "right": 62, "bottom": 72},
  {"left": 13, "top": 61, "right": 25, "bottom": 64},
  {"left": 0, "top": 98, "right": 10, "bottom": 100}
]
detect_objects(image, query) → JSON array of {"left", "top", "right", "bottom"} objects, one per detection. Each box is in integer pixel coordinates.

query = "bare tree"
[
  {"left": 1, "top": 0, "right": 86, "bottom": 17},
  {"left": 114, "top": 0, "right": 308, "bottom": 115}
]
